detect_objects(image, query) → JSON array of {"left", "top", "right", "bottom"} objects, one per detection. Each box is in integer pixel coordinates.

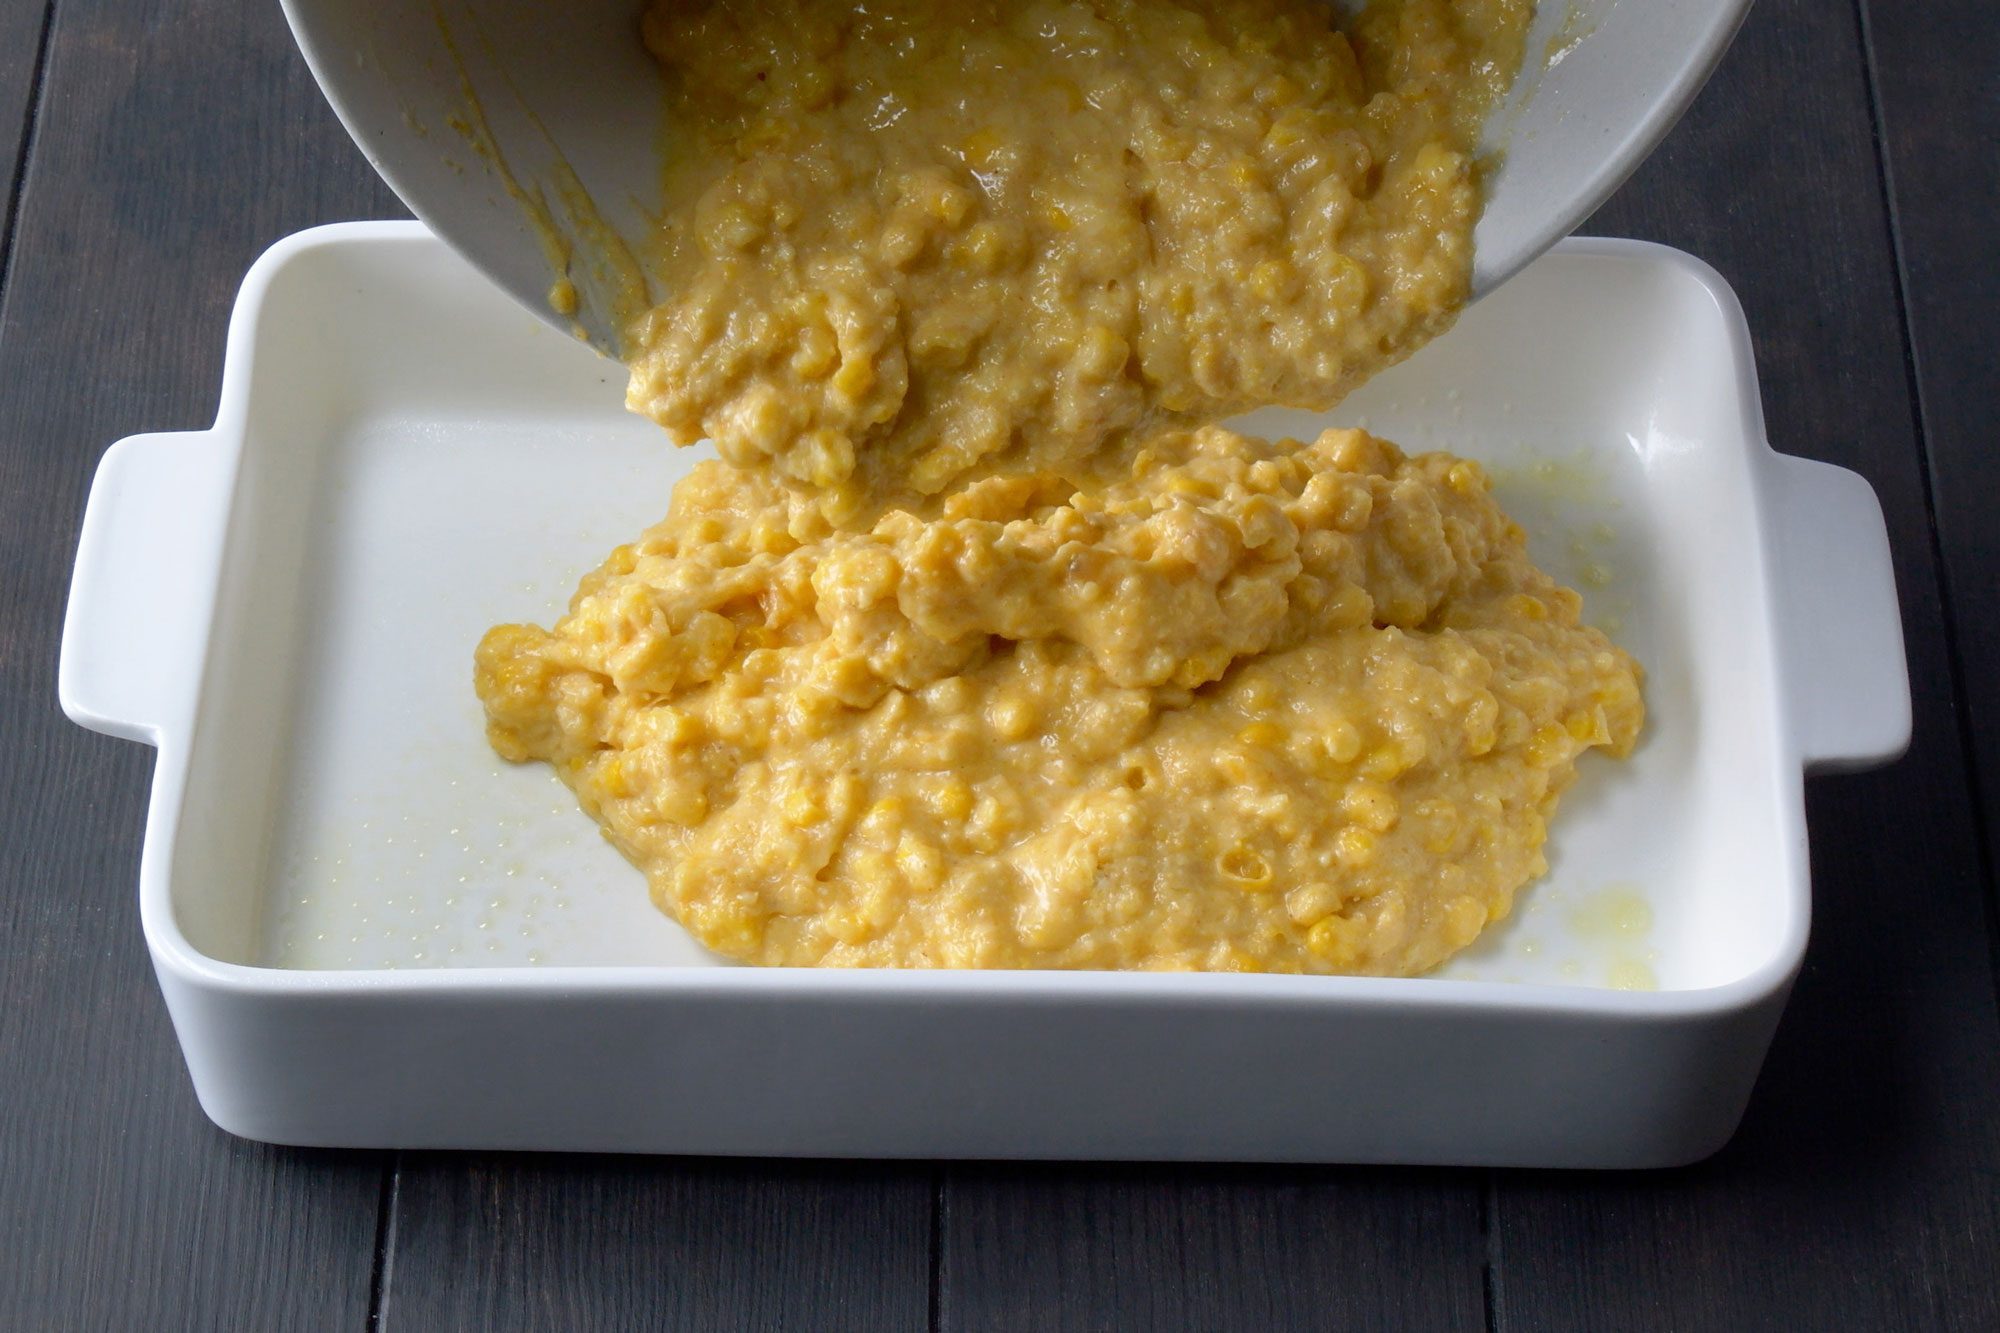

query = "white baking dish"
[{"left": 60, "top": 224, "right": 1908, "bottom": 1166}]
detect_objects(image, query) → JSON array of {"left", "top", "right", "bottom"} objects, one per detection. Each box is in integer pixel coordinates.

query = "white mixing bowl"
[{"left": 281, "top": 0, "right": 1752, "bottom": 353}]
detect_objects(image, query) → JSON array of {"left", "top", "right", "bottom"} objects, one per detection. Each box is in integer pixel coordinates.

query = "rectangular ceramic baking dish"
[{"left": 60, "top": 223, "right": 1908, "bottom": 1167}]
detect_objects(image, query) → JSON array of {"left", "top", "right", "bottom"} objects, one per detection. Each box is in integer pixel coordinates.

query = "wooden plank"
[
  {"left": 939, "top": 1165, "right": 1487, "bottom": 1331},
  {"left": 1861, "top": 5, "right": 2000, "bottom": 951},
  {"left": 379, "top": 1155, "right": 933, "bottom": 1331},
  {"left": 1490, "top": 2, "right": 2000, "bottom": 1328},
  {"left": 0, "top": 5, "right": 936, "bottom": 1329},
  {"left": 0, "top": 1, "right": 52, "bottom": 270},
  {"left": 0, "top": 1, "right": 403, "bottom": 1327}
]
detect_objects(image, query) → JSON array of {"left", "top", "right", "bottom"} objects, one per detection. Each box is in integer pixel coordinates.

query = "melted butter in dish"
[
  {"left": 626, "top": 0, "right": 1533, "bottom": 517},
  {"left": 477, "top": 428, "right": 1642, "bottom": 975}
]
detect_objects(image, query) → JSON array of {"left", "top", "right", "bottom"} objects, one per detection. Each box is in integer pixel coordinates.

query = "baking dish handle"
[
  {"left": 60, "top": 430, "right": 233, "bottom": 747},
  {"left": 1764, "top": 451, "right": 1912, "bottom": 774}
]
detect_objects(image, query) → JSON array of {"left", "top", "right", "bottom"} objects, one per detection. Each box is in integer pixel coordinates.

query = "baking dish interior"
[{"left": 166, "top": 233, "right": 1799, "bottom": 994}]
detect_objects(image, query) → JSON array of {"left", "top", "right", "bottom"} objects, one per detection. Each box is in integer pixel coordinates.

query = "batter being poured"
[
  {"left": 625, "top": 0, "right": 1532, "bottom": 518},
  {"left": 477, "top": 0, "right": 1647, "bottom": 976}
]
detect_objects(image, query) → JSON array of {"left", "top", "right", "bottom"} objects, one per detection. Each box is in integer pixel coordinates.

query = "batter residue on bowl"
[{"left": 478, "top": 0, "right": 1648, "bottom": 976}]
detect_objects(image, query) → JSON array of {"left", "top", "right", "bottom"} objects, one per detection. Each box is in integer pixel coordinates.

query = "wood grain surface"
[
  {"left": 0, "top": 1, "right": 52, "bottom": 268},
  {"left": 1861, "top": 0, "right": 2000, "bottom": 984},
  {"left": 1489, "top": 4, "right": 2000, "bottom": 1329},
  {"left": 938, "top": 1164, "right": 1488, "bottom": 1332},
  {"left": 380, "top": 1155, "right": 933, "bottom": 1331},
  {"left": 0, "top": 2, "right": 397, "bottom": 1329},
  {"left": 2, "top": 1, "right": 1996, "bottom": 1329}
]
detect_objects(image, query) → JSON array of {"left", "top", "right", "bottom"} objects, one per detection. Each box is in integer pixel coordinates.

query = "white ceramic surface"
[
  {"left": 60, "top": 223, "right": 1907, "bottom": 1165},
  {"left": 278, "top": 0, "right": 1754, "bottom": 350}
]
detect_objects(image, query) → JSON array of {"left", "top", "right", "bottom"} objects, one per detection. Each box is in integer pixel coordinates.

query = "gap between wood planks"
[
  {"left": 0, "top": 1, "right": 57, "bottom": 310},
  {"left": 368, "top": 1159, "right": 402, "bottom": 1331},
  {"left": 1848, "top": 0, "right": 2000, "bottom": 1031}
]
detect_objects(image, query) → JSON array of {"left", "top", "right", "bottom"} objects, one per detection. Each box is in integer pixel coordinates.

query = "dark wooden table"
[{"left": 4, "top": 2, "right": 1998, "bottom": 1328}]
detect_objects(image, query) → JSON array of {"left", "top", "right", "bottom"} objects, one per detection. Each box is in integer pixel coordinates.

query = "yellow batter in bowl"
[{"left": 627, "top": 0, "right": 1531, "bottom": 519}]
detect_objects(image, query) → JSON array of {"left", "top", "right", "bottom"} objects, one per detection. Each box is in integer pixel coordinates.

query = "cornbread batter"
[
  {"left": 627, "top": 0, "right": 1531, "bottom": 517},
  {"left": 477, "top": 428, "right": 1642, "bottom": 974},
  {"left": 477, "top": 0, "right": 1643, "bottom": 976}
]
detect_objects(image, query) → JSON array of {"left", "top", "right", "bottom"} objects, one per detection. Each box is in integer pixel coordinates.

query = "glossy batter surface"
[
  {"left": 626, "top": 0, "right": 1532, "bottom": 518},
  {"left": 477, "top": 427, "right": 1642, "bottom": 974}
]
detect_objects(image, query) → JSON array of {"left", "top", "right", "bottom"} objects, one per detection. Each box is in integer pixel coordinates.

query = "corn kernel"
[
  {"left": 824, "top": 768, "right": 864, "bottom": 820},
  {"left": 866, "top": 796, "right": 906, "bottom": 825},
  {"left": 655, "top": 706, "right": 698, "bottom": 745},
  {"left": 1335, "top": 826, "right": 1377, "bottom": 866},
  {"left": 1213, "top": 947, "right": 1259, "bottom": 973},
  {"left": 1464, "top": 696, "right": 1499, "bottom": 755},
  {"left": 1306, "top": 914, "right": 1367, "bottom": 966},
  {"left": 1248, "top": 259, "right": 1292, "bottom": 301},
  {"left": 1566, "top": 708, "right": 1606, "bottom": 744},
  {"left": 987, "top": 694, "right": 1039, "bottom": 741},
  {"left": 897, "top": 836, "right": 945, "bottom": 892},
  {"left": 933, "top": 779, "right": 975, "bottom": 822},
  {"left": 830, "top": 357, "right": 876, "bottom": 400},
  {"left": 950, "top": 221, "right": 1014, "bottom": 272},
  {"left": 972, "top": 790, "right": 1019, "bottom": 841},
  {"left": 1265, "top": 107, "right": 1309, "bottom": 150},
  {"left": 1361, "top": 741, "right": 1417, "bottom": 781},
  {"left": 704, "top": 202, "right": 764, "bottom": 253},
  {"left": 822, "top": 910, "right": 872, "bottom": 945},
  {"left": 855, "top": 849, "right": 897, "bottom": 888},
  {"left": 1526, "top": 723, "right": 1569, "bottom": 768},
  {"left": 877, "top": 218, "right": 927, "bottom": 268},
  {"left": 1443, "top": 896, "right": 1488, "bottom": 947},
  {"left": 783, "top": 787, "right": 824, "bottom": 827},
  {"left": 933, "top": 184, "right": 972, "bottom": 227},
  {"left": 1238, "top": 721, "right": 1285, "bottom": 747},
  {"left": 1342, "top": 782, "right": 1399, "bottom": 832},
  {"left": 790, "top": 326, "right": 839, "bottom": 380},
  {"left": 1257, "top": 74, "right": 1299, "bottom": 108},
  {"left": 961, "top": 127, "right": 1005, "bottom": 166},
  {"left": 1320, "top": 718, "right": 1364, "bottom": 765},
  {"left": 658, "top": 785, "right": 709, "bottom": 827},
  {"left": 1286, "top": 881, "right": 1342, "bottom": 927},
  {"left": 1078, "top": 325, "right": 1129, "bottom": 378},
  {"left": 794, "top": 428, "right": 856, "bottom": 487}
]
